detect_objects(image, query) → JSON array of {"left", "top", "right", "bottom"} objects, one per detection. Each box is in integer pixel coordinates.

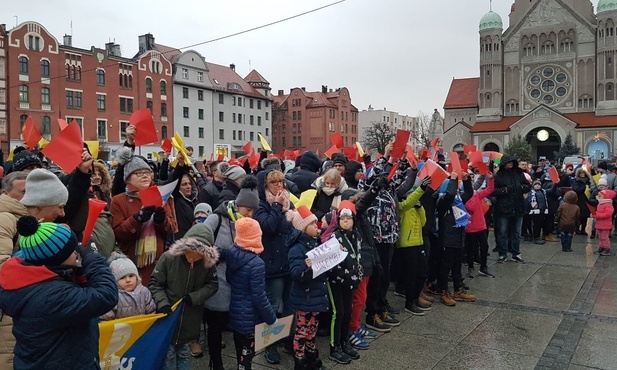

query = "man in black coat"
[{"left": 289, "top": 151, "right": 320, "bottom": 193}]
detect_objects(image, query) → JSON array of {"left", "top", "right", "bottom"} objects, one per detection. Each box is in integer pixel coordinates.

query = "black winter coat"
[
  {"left": 198, "top": 180, "right": 224, "bottom": 208},
  {"left": 216, "top": 180, "right": 241, "bottom": 207},
  {"left": 492, "top": 155, "right": 530, "bottom": 216},
  {"left": 572, "top": 178, "right": 591, "bottom": 218},
  {"left": 289, "top": 169, "right": 319, "bottom": 193},
  {"left": 288, "top": 233, "right": 329, "bottom": 312},
  {"left": 436, "top": 178, "right": 473, "bottom": 248}
]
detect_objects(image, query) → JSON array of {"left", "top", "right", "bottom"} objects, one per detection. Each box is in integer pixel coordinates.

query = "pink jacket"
[
  {"left": 465, "top": 177, "right": 495, "bottom": 234},
  {"left": 595, "top": 190, "right": 616, "bottom": 230}
]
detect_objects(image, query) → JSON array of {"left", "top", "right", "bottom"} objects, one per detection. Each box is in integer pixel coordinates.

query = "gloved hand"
[
  {"left": 420, "top": 176, "right": 432, "bottom": 190},
  {"left": 153, "top": 207, "right": 166, "bottom": 224},
  {"left": 183, "top": 294, "right": 193, "bottom": 306},
  {"left": 133, "top": 206, "right": 155, "bottom": 223},
  {"left": 157, "top": 305, "right": 172, "bottom": 315}
]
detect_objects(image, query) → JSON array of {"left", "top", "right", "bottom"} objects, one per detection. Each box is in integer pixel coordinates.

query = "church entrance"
[{"left": 526, "top": 127, "right": 561, "bottom": 162}]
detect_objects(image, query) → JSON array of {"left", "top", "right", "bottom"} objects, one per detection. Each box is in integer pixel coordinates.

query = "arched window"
[
  {"left": 542, "top": 41, "right": 555, "bottom": 54},
  {"left": 19, "top": 56, "right": 28, "bottom": 74},
  {"left": 160, "top": 80, "right": 167, "bottom": 95},
  {"left": 19, "top": 85, "right": 29, "bottom": 102},
  {"left": 97, "top": 69, "right": 105, "bottom": 85},
  {"left": 19, "top": 115, "right": 28, "bottom": 130},
  {"left": 146, "top": 101, "right": 153, "bottom": 113},
  {"left": 128, "top": 75, "right": 133, "bottom": 88},
  {"left": 146, "top": 77, "right": 152, "bottom": 93},
  {"left": 42, "top": 116, "right": 51, "bottom": 135},
  {"left": 41, "top": 87, "right": 50, "bottom": 104},
  {"left": 76, "top": 66, "right": 82, "bottom": 81},
  {"left": 41, "top": 60, "right": 50, "bottom": 78},
  {"left": 161, "top": 125, "right": 168, "bottom": 139},
  {"left": 70, "top": 65, "right": 76, "bottom": 80}
]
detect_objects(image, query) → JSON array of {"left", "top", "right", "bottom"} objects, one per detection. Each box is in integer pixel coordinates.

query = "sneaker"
[
  {"left": 329, "top": 346, "right": 351, "bottom": 364},
  {"left": 393, "top": 289, "right": 406, "bottom": 298},
  {"left": 385, "top": 303, "right": 400, "bottom": 315},
  {"left": 348, "top": 332, "right": 370, "bottom": 350},
  {"left": 404, "top": 303, "right": 425, "bottom": 316},
  {"left": 365, "top": 314, "right": 392, "bottom": 333},
  {"left": 264, "top": 345, "right": 281, "bottom": 365},
  {"left": 478, "top": 268, "right": 495, "bottom": 278},
  {"left": 418, "top": 294, "right": 433, "bottom": 308},
  {"left": 562, "top": 248, "right": 573, "bottom": 252},
  {"left": 414, "top": 299, "right": 432, "bottom": 311},
  {"left": 357, "top": 324, "right": 377, "bottom": 339},
  {"left": 342, "top": 341, "right": 360, "bottom": 359},
  {"left": 467, "top": 268, "right": 475, "bottom": 278},
  {"left": 453, "top": 288, "right": 476, "bottom": 302},
  {"left": 600, "top": 249, "right": 612, "bottom": 256},
  {"left": 533, "top": 239, "right": 545, "bottom": 245},
  {"left": 380, "top": 312, "right": 400, "bottom": 327},
  {"left": 189, "top": 341, "right": 203, "bottom": 358},
  {"left": 440, "top": 291, "right": 456, "bottom": 306},
  {"left": 497, "top": 255, "right": 507, "bottom": 263},
  {"left": 512, "top": 254, "right": 526, "bottom": 263},
  {"left": 544, "top": 235, "right": 559, "bottom": 242},
  {"left": 420, "top": 291, "right": 436, "bottom": 303}
]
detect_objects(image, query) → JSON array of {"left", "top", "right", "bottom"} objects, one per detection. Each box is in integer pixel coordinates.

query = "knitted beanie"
[
  {"left": 598, "top": 177, "right": 608, "bottom": 187},
  {"left": 116, "top": 147, "right": 151, "bottom": 182},
  {"left": 338, "top": 200, "right": 357, "bottom": 217},
  {"left": 234, "top": 218, "right": 264, "bottom": 253},
  {"left": 21, "top": 169, "right": 69, "bottom": 207},
  {"left": 261, "top": 158, "right": 282, "bottom": 171},
  {"left": 184, "top": 222, "right": 214, "bottom": 246},
  {"left": 12, "top": 150, "right": 43, "bottom": 172},
  {"left": 292, "top": 205, "right": 317, "bottom": 232},
  {"left": 16, "top": 215, "right": 78, "bottom": 266},
  {"left": 331, "top": 153, "right": 348, "bottom": 166},
  {"left": 194, "top": 203, "right": 213, "bottom": 217},
  {"left": 108, "top": 252, "right": 139, "bottom": 282},
  {"left": 224, "top": 165, "right": 246, "bottom": 181},
  {"left": 236, "top": 175, "right": 259, "bottom": 209}
]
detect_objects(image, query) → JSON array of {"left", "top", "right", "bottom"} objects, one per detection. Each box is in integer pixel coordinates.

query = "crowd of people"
[{"left": 0, "top": 132, "right": 614, "bottom": 370}]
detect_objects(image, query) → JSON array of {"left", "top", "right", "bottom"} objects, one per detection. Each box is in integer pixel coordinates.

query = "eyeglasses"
[
  {"left": 132, "top": 170, "right": 153, "bottom": 178},
  {"left": 268, "top": 180, "right": 284, "bottom": 185}
]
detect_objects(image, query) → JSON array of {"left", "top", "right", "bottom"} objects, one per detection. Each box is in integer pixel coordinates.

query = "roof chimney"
[
  {"left": 278, "top": 90, "right": 284, "bottom": 96},
  {"left": 63, "top": 34, "right": 72, "bottom": 47},
  {"left": 138, "top": 33, "right": 155, "bottom": 54},
  {"left": 322, "top": 85, "right": 328, "bottom": 93},
  {"left": 301, "top": 87, "right": 306, "bottom": 91},
  {"left": 105, "top": 42, "right": 122, "bottom": 57},
  {"left": 230, "top": 63, "right": 235, "bottom": 71}
]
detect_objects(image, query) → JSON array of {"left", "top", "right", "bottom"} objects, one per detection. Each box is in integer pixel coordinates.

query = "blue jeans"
[
  {"left": 496, "top": 215, "right": 523, "bottom": 257},
  {"left": 265, "top": 277, "right": 292, "bottom": 316},
  {"left": 561, "top": 232, "right": 573, "bottom": 250},
  {"left": 163, "top": 343, "right": 190, "bottom": 370}
]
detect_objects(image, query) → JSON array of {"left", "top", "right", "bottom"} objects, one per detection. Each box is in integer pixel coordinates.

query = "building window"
[
  {"left": 183, "top": 126, "right": 190, "bottom": 137},
  {"left": 282, "top": 124, "right": 286, "bottom": 134},
  {"left": 198, "top": 109, "right": 204, "bottom": 120},
  {"left": 97, "top": 120, "right": 107, "bottom": 140},
  {"left": 20, "top": 114, "right": 28, "bottom": 130},
  {"left": 299, "top": 111, "right": 302, "bottom": 120},
  {"left": 293, "top": 111, "right": 297, "bottom": 120},
  {"left": 198, "top": 90, "right": 203, "bottom": 101},
  {"left": 233, "top": 96, "right": 236, "bottom": 106},
  {"left": 258, "top": 116, "right": 262, "bottom": 126},
  {"left": 250, "top": 132, "right": 254, "bottom": 141},
  {"left": 41, "top": 60, "right": 50, "bottom": 78},
  {"left": 219, "top": 94, "right": 224, "bottom": 104},
  {"left": 76, "top": 66, "right": 82, "bottom": 81},
  {"left": 199, "top": 127, "right": 204, "bottom": 138},
  {"left": 258, "top": 100, "right": 262, "bottom": 110},
  {"left": 161, "top": 103, "right": 167, "bottom": 117},
  {"left": 219, "top": 129, "right": 225, "bottom": 140},
  {"left": 197, "top": 71, "right": 203, "bottom": 82},
  {"left": 75, "top": 92, "right": 82, "bottom": 108},
  {"left": 293, "top": 137, "right": 297, "bottom": 146},
  {"left": 250, "top": 99, "right": 254, "bottom": 109},
  {"left": 198, "top": 146, "right": 204, "bottom": 157},
  {"left": 219, "top": 112, "right": 224, "bottom": 122},
  {"left": 42, "top": 116, "right": 51, "bottom": 135},
  {"left": 233, "top": 130, "right": 236, "bottom": 140},
  {"left": 265, "top": 128, "right": 269, "bottom": 136},
  {"left": 146, "top": 101, "right": 153, "bottom": 114},
  {"left": 238, "top": 97, "right": 243, "bottom": 107},
  {"left": 233, "top": 113, "right": 236, "bottom": 123},
  {"left": 120, "top": 121, "right": 128, "bottom": 141},
  {"left": 298, "top": 123, "right": 302, "bottom": 133},
  {"left": 293, "top": 124, "right": 297, "bottom": 133},
  {"left": 282, "top": 137, "right": 286, "bottom": 147},
  {"left": 265, "top": 112, "right": 269, "bottom": 120},
  {"left": 238, "top": 114, "right": 243, "bottom": 124},
  {"left": 161, "top": 125, "right": 168, "bottom": 139},
  {"left": 41, "top": 87, "right": 50, "bottom": 105},
  {"left": 182, "top": 68, "right": 188, "bottom": 79},
  {"left": 97, "top": 94, "right": 106, "bottom": 111},
  {"left": 250, "top": 115, "right": 254, "bottom": 125},
  {"left": 120, "top": 97, "right": 134, "bottom": 114},
  {"left": 183, "top": 87, "right": 189, "bottom": 99},
  {"left": 183, "top": 107, "right": 189, "bottom": 118},
  {"left": 66, "top": 90, "right": 73, "bottom": 107},
  {"left": 19, "top": 56, "right": 28, "bottom": 74},
  {"left": 146, "top": 78, "right": 152, "bottom": 93},
  {"left": 160, "top": 80, "right": 167, "bottom": 95},
  {"left": 265, "top": 101, "right": 269, "bottom": 108},
  {"left": 96, "top": 69, "right": 105, "bottom": 85}
]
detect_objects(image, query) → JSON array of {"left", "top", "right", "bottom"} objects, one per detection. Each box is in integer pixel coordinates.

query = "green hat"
[{"left": 16, "top": 216, "right": 78, "bottom": 266}]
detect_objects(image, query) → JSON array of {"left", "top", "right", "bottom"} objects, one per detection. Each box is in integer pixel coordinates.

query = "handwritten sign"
[
  {"left": 254, "top": 314, "right": 294, "bottom": 351},
  {"left": 306, "top": 237, "right": 348, "bottom": 278}
]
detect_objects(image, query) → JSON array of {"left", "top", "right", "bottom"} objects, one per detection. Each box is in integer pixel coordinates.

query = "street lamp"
[{"left": 537, "top": 129, "right": 549, "bottom": 142}]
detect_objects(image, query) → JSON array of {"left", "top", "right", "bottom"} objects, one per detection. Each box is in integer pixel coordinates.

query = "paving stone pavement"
[{"left": 187, "top": 233, "right": 617, "bottom": 370}]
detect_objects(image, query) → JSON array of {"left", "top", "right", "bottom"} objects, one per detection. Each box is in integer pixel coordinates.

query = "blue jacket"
[
  {"left": 226, "top": 244, "right": 277, "bottom": 335},
  {"left": 254, "top": 169, "right": 299, "bottom": 279},
  {"left": 0, "top": 253, "right": 118, "bottom": 370},
  {"left": 288, "top": 233, "right": 329, "bottom": 313}
]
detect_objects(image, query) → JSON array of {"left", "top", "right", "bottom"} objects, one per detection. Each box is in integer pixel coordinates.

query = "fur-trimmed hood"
[{"left": 168, "top": 237, "right": 220, "bottom": 268}]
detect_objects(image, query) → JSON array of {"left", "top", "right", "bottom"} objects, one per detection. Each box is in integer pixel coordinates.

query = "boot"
[
  {"left": 544, "top": 234, "right": 559, "bottom": 242},
  {"left": 420, "top": 290, "right": 435, "bottom": 303},
  {"left": 328, "top": 345, "right": 351, "bottom": 364},
  {"left": 306, "top": 350, "right": 327, "bottom": 370},
  {"left": 294, "top": 357, "right": 308, "bottom": 370},
  {"left": 440, "top": 290, "right": 456, "bottom": 306},
  {"left": 424, "top": 282, "right": 440, "bottom": 296},
  {"left": 341, "top": 340, "right": 360, "bottom": 360},
  {"left": 453, "top": 288, "right": 476, "bottom": 302},
  {"left": 418, "top": 294, "right": 433, "bottom": 308}
]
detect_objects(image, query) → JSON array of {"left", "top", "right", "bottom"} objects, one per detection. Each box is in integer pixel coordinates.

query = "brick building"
[
  {"left": 6, "top": 21, "right": 173, "bottom": 158},
  {"left": 0, "top": 24, "right": 7, "bottom": 155},
  {"left": 271, "top": 86, "right": 359, "bottom": 154}
]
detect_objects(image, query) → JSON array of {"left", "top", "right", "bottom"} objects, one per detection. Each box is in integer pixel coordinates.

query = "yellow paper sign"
[
  {"left": 85, "top": 141, "right": 100, "bottom": 159},
  {"left": 356, "top": 142, "right": 365, "bottom": 157},
  {"left": 294, "top": 189, "right": 317, "bottom": 210},
  {"left": 38, "top": 138, "right": 50, "bottom": 149},
  {"left": 171, "top": 132, "right": 192, "bottom": 166},
  {"left": 259, "top": 133, "right": 272, "bottom": 152},
  {"left": 593, "top": 174, "right": 602, "bottom": 185},
  {"left": 7, "top": 147, "right": 15, "bottom": 161},
  {"left": 152, "top": 152, "right": 161, "bottom": 162}
]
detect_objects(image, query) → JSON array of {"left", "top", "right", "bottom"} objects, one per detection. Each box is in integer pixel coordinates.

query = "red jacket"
[{"left": 465, "top": 177, "right": 495, "bottom": 234}]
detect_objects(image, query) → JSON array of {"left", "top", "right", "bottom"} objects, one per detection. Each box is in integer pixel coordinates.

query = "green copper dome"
[
  {"left": 598, "top": 0, "right": 617, "bottom": 13},
  {"left": 479, "top": 11, "right": 503, "bottom": 31}
]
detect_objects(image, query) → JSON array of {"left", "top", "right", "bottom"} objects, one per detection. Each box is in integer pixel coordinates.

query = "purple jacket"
[{"left": 100, "top": 284, "right": 156, "bottom": 320}]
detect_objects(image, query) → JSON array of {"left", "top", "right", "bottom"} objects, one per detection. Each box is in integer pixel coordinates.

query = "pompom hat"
[
  {"left": 292, "top": 205, "right": 317, "bottom": 232},
  {"left": 108, "top": 252, "right": 139, "bottom": 282},
  {"left": 16, "top": 215, "right": 78, "bottom": 266}
]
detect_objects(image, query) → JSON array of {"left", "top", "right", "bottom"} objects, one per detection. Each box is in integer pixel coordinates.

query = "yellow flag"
[
  {"left": 85, "top": 141, "right": 100, "bottom": 159},
  {"left": 585, "top": 186, "right": 592, "bottom": 200},
  {"left": 295, "top": 189, "right": 317, "bottom": 210},
  {"left": 7, "top": 147, "right": 15, "bottom": 161},
  {"left": 152, "top": 152, "right": 161, "bottom": 162},
  {"left": 593, "top": 173, "right": 601, "bottom": 185},
  {"left": 259, "top": 134, "right": 272, "bottom": 152},
  {"left": 356, "top": 142, "right": 365, "bottom": 157},
  {"left": 38, "top": 138, "right": 50, "bottom": 149},
  {"left": 290, "top": 193, "right": 300, "bottom": 205},
  {"left": 171, "top": 132, "right": 192, "bottom": 166}
]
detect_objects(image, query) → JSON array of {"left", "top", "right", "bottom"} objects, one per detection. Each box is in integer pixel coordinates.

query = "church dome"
[
  {"left": 598, "top": 0, "right": 617, "bottom": 14},
  {"left": 479, "top": 11, "right": 503, "bottom": 31}
]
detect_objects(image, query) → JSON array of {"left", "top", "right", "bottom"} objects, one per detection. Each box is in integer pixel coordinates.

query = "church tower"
[
  {"left": 477, "top": 9, "right": 504, "bottom": 122},
  {"left": 596, "top": 0, "right": 617, "bottom": 115}
]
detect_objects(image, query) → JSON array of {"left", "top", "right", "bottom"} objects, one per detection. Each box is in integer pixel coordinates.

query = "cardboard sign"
[
  {"left": 391, "top": 130, "right": 411, "bottom": 160},
  {"left": 418, "top": 159, "right": 449, "bottom": 190},
  {"left": 330, "top": 132, "right": 344, "bottom": 148},
  {"left": 344, "top": 147, "right": 358, "bottom": 162},
  {"left": 306, "top": 237, "right": 349, "bottom": 278},
  {"left": 139, "top": 186, "right": 163, "bottom": 208},
  {"left": 469, "top": 151, "right": 489, "bottom": 175},
  {"left": 254, "top": 315, "right": 294, "bottom": 352},
  {"left": 85, "top": 140, "right": 100, "bottom": 159},
  {"left": 161, "top": 139, "right": 173, "bottom": 153},
  {"left": 450, "top": 152, "right": 462, "bottom": 177},
  {"left": 406, "top": 145, "right": 419, "bottom": 166},
  {"left": 41, "top": 122, "right": 83, "bottom": 172},
  {"left": 548, "top": 167, "right": 560, "bottom": 184},
  {"left": 57, "top": 118, "right": 69, "bottom": 131},
  {"left": 130, "top": 109, "right": 158, "bottom": 146},
  {"left": 249, "top": 149, "right": 261, "bottom": 169}
]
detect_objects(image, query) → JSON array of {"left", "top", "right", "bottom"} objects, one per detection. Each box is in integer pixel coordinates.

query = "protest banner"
[
  {"left": 254, "top": 314, "right": 294, "bottom": 352},
  {"left": 306, "top": 237, "right": 348, "bottom": 278}
]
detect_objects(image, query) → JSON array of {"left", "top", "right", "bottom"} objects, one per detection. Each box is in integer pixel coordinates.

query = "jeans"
[
  {"left": 560, "top": 232, "right": 573, "bottom": 251},
  {"left": 163, "top": 344, "right": 190, "bottom": 370},
  {"left": 496, "top": 215, "right": 523, "bottom": 256},
  {"left": 265, "top": 277, "right": 292, "bottom": 316}
]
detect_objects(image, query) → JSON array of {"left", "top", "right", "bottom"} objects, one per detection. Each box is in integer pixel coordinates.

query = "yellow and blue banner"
[{"left": 99, "top": 302, "right": 183, "bottom": 370}]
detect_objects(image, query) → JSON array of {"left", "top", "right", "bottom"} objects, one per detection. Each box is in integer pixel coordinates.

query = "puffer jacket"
[
  {"left": 216, "top": 180, "right": 242, "bottom": 207},
  {"left": 288, "top": 233, "right": 329, "bottom": 313},
  {"left": 328, "top": 229, "right": 362, "bottom": 289},
  {"left": 595, "top": 190, "right": 616, "bottom": 230},
  {"left": 198, "top": 180, "right": 224, "bottom": 208},
  {"left": 0, "top": 194, "right": 27, "bottom": 266},
  {"left": 226, "top": 244, "right": 277, "bottom": 335},
  {"left": 149, "top": 238, "right": 219, "bottom": 345},
  {"left": 100, "top": 284, "right": 156, "bottom": 320},
  {"left": 397, "top": 186, "right": 426, "bottom": 248},
  {"left": 289, "top": 152, "right": 320, "bottom": 193},
  {"left": 465, "top": 177, "right": 495, "bottom": 233},
  {"left": 436, "top": 178, "right": 473, "bottom": 248},
  {"left": 525, "top": 189, "right": 549, "bottom": 215},
  {"left": 0, "top": 253, "right": 117, "bottom": 370},
  {"left": 492, "top": 154, "right": 530, "bottom": 216},
  {"left": 572, "top": 177, "right": 591, "bottom": 218},
  {"left": 346, "top": 189, "right": 381, "bottom": 277},
  {"left": 555, "top": 191, "right": 580, "bottom": 233}
]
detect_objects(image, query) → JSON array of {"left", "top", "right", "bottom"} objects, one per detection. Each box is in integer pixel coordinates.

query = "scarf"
[
  {"left": 452, "top": 194, "right": 470, "bottom": 228},
  {"left": 265, "top": 189, "right": 291, "bottom": 212},
  {"left": 318, "top": 178, "right": 348, "bottom": 210},
  {"left": 529, "top": 189, "right": 548, "bottom": 214},
  {"left": 126, "top": 189, "right": 158, "bottom": 268},
  {"left": 598, "top": 198, "right": 612, "bottom": 204}
]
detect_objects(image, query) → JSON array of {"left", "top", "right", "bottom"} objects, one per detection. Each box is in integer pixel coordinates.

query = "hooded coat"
[
  {"left": 217, "top": 179, "right": 242, "bottom": 208},
  {"left": 288, "top": 232, "right": 329, "bottom": 312},
  {"left": 289, "top": 152, "right": 321, "bottom": 193},
  {"left": 492, "top": 154, "right": 530, "bottom": 217},
  {"left": 436, "top": 178, "right": 473, "bottom": 248},
  {"left": 555, "top": 191, "right": 580, "bottom": 233},
  {"left": 595, "top": 190, "right": 616, "bottom": 230}
]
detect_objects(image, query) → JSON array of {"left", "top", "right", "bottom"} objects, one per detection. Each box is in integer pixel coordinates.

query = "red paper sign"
[
  {"left": 217, "top": 154, "right": 225, "bottom": 162},
  {"left": 420, "top": 148, "right": 431, "bottom": 160},
  {"left": 406, "top": 145, "right": 419, "bottom": 165},
  {"left": 249, "top": 149, "right": 260, "bottom": 169},
  {"left": 130, "top": 108, "right": 158, "bottom": 146},
  {"left": 469, "top": 151, "right": 489, "bottom": 175},
  {"left": 391, "top": 130, "right": 411, "bottom": 160},
  {"left": 460, "top": 159, "right": 469, "bottom": 173},
  {"left": 243, "top": 141, "right": 253, "bottom": 154},
  {"left": 140, "top": 186, "right": 163, "bottom": 208},
  {"left": 548, "top": 167, "right": 560, "bottom": 183},
  {"left": 418, "top": 159, "right": 449, "bottom": 190},
  {"left": 430, "top": 138, "right": 440, "bottom": 151},
  {"left": 463, "top": 145, "right": 477, "bottom": 154},
  {"left": 42, "top": 122, "right": 83, "bottom": 172},
  {"left": 161, "top": 139, "right": 173, "bottom": 153},
  {"left": 57, "top": 118, "right": 69, "bottom": 131},
  {"left": 325, "top": 145, "right": 339, "bottom": 159},
  {"left": 450, "top": 152, "right": 463, "bottom": 177},
  {"left": 387, "top": 163, "right": 399, "bottom": 181},
  {"left": 344, "top": 147, "right": 358, "bottom": 162},
  {"left": 23, "top": 116, "right": 42, "bottom": 150},
  {"left": 330, "top": 133, "right": 344, "bottom": 148}
]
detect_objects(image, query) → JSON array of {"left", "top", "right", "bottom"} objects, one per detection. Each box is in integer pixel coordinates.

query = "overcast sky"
[{"left": 3, "top": 0, "right": 601, "bottom": 117}]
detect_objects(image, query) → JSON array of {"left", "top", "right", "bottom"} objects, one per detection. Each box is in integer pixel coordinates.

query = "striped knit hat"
[{"left": 16, "top": 215, "right": 78, "bottom": 266}]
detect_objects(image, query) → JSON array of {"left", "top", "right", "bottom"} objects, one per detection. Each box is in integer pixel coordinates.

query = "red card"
[
  {"left": 548, "top": 167, "right": 560, "bottom": 183},
  {"left": 140, "top": 186, "right": 163, "bottom": 208},
  {"left": 420, "top": 148, "right": 431, "bottom": 160},
  {"left": 330, "top": 133, "right": 344, "bottom": 148},
  {"left": 325, "top": 145, "right": 339, "bottom": 159},
  {"left": 418, "top": 159, "right": 449, "bottom": 190},
  {"left": 344, "top": 147, "right": 358, "bottom": 162},
  {"left": 217, "top": 154, "right": 225, "bottom": 162},
  {"left": 387, "top": 163, "right": 399, "bottom": 181},
  {"left": 391, "top": 130, "right": 411, "bottom": 160},
  {"left": 406, "top": 145, "right": 419, "bottom": 165},
  {"left": 463, "top": 145, "right": 477, "bottom": 154},
  {"left": 57, "top": 118, "right": 69, "bottom": 131},
  {"left": 293, "top": 150, "right": 302, "bottom": 157},
  {"left": 161, "top": 138, "right": 172, "bottom": 153},
  {"left": 469, "top": 151, "right": 489, "bottom": 175},
  {"left": 239, "top": 157, "right": 248, "bottom": 167},
  {"left": 450, "top": 152, "right": 463, "bottom": 177},
  {"left": 460, "top": 159, "right": 469, "bottom": 173},
  {"left": 430, "top": 138, "right": 440, "bottom": 151},
  {"left": 481, "top": 199, "right": 491, "bottom": 214},
  {"left": 23, "top": 116, "right": 42, "bottom": 150},
  {"left": 243, "top": 141, "right": 253, "bottom": 154},
  {"left": 130, "top": 108, "right": 158, "bottom": 146},
  {"left": 249, "top": 149, "right": 260, "bottom": 169},
  {"left": 42, "top": 122, "right": 83, "bottom": 172}
]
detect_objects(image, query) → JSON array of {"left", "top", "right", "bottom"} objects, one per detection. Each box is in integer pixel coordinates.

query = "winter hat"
[
  {"left": 21, "top": 169, "right": 69, "bottom": 207},
  {"left": 600, "top": 189, "right": 616, "bottom": 200},
  {"left": 194, "top": 203, "right": 213, "bottom": 217},
  {"left": 292, "top": 205, "right": 317, "bottom": 232},
  {"left": 532, "top": 179, "right": 542, "bottom": 187},
  {"left": 184, "top": 222, "right": 214, "bottom": 247},
  {"left": 300, "top": 151, "right": 320, "bottom": 172},
  {"left": 437, "top": 153, "right": 446, "bottom": 163},
  {"left": 344, "top": 161, "right": 363, "bottom": 183},
  {"left": 598, "top": 161, "right": 608, "bottom": 170},
  {"left": 12, "top": 150, "right": 43, "bottom": 172},
  {"left": 236, "top": 175, "right": 259, "bottom": 209},
  {"left": 261, "top": 158, "right": 282, "bottom": 172},
  {"left": 224, "top": 165, "right": 246, "bottom": 181},
  {"left": 338, "top": 200, "right": 356, "bottom": 217},
  {"left": 234, "top": 217, "right": 264, "bottom": 253},
  {"left": 565, "top": 163, "right": 574, "bottom": 170},
  {"left": 331, "top": 153, "right": 348, "bottom": 166},
  {"left": 16, "top": 215, "right": 78, "bottom": 266},
  {"left": 108, "top": 252, "right": 139, "bottom": 282},
  {"left": 598, "top": 177, "right": 608, "bottom": 187},
  {"left": 116, "top": 147, "right": 151, "bottom": 182}
]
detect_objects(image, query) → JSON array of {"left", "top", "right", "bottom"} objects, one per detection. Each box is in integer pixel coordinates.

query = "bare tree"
[
  {"left": 362, "top": 121, "right": 395, "bottom": 155},
  {"left": 410, "top": 111, "right": 432, "bottom": 151}
]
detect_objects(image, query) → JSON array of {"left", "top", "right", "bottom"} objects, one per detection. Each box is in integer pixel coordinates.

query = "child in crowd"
[
  {"left": 328, "top": 200, "right": 362, "bottom": 365},
  {"left": 100, "top": 252, "right": 156, "bottom": 320},
  {"left": 150, "top": 223, "right": 220, "bottom": 370},
  {"left": 288, "top": 206, "right": 328, "bottom": 370},
  {"left": 594, "top": 189, "right": 615, "bottom": 256},
  {"left": 555, "top": 191, "right": 580, "bottom": 252},
  {"left": 464, "top": 173, "right": 495, "bottom": 278},
  {"left": 193, "top": 203, "right": 213, "bottom": 224},
  {"left": 526, "top": 180, "right": 549, "bottom": 245},
  {"left": 226, "top": 218, "right": 277, "bottom": 370}
]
